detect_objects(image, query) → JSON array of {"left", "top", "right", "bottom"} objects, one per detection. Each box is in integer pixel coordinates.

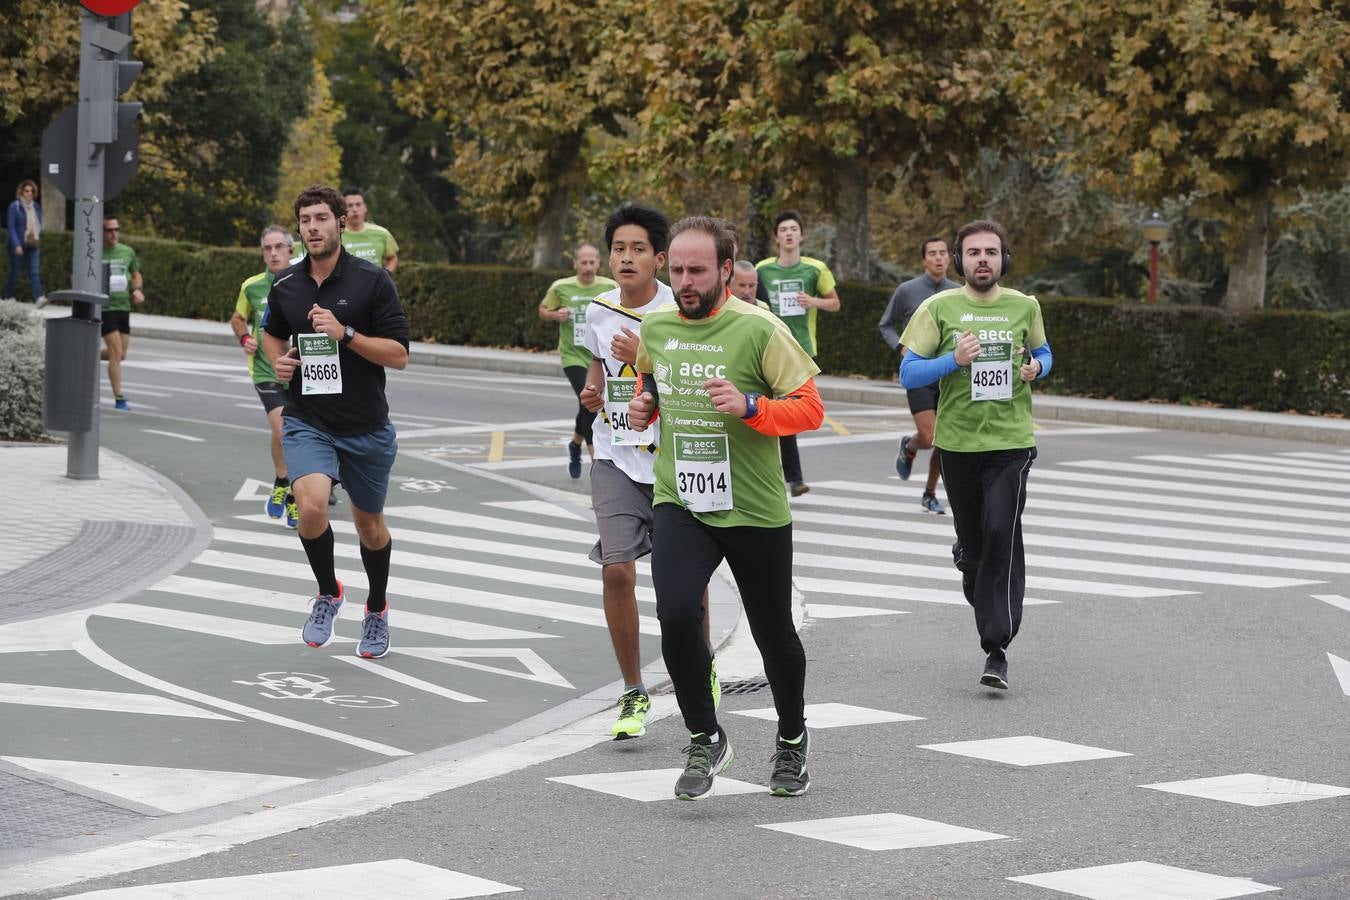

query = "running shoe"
[
  {"left": 284, "top": 493, "right": 299, "bottom": 529},
  {"left": 789, "top": 481, "right": 810, "bottom": 497},
  {"left": 895, "top": 435, "right": 914, "bottom": 480},
  {"left": 114, "top": 397, "right": 129, "bottom": 411},
  {"left": 768, "top": 727, "right": 811, "bottom": 797},
  {"left": 328, "top": 485, "right": 338, "bottom": 506},
  {"left": 981, "top": 649, "right": 1009, "bottom": 690},
  {"left": 266, "top": 484, "right": 288, "bottom": 519},
  {"left": 357, "top": 606, "right": 390, "bottom": 659},
  {"left": 674, "top": 729, "right": 734, "bottom": 801},
  {"left": 567, "top": 441, "right": 582, "bottom": 479},
  {"left": 921, "top": 492, "right": 946, "bottom": 515},
  {"left": 301, "top": 582, "right": 344, "bottom": 648},
  {"left": 710, "top": 656, "right": 721, "bottom": 711},
  {"left": 611, "top": 688, "right": 651, "bottom": 740}
]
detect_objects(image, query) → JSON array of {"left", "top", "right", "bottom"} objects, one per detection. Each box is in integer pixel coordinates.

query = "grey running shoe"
[
  {"left": 675, "top": 730, "right": 734, "bottom": 801},
  {"left": 769, "top": 727, "right": 811, "bottom": 797},
  {"left": 921, "top": 492, "right": 946, "bottom": 515},
  {"left": 357, "top": 607, "right": 390, "bottom": 659},
  {"left": 789, "top": 481, "right": 810, "bottom": 497},
  {"left": 981, "top": 650, "right": 1009, "bottom": 690},
  {"left": 301, "top": 583, "right": 344, "bottom": 648}
]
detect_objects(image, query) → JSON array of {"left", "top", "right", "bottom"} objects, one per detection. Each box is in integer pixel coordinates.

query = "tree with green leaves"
[
  {"left": 624, "top": 0, "right": 1011, "bottom": 279},
  {"left": 370, "top": 0, "right": 633, "bottom": 268},
  {"left": 1007, "top": 0, "right": 1350, "bottom": 310}
]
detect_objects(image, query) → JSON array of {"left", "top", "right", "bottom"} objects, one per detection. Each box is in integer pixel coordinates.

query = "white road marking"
[
  {"left": 1313, "top": 594, "right": 1350, "bottom": 615},
  {"left": 483, "top": 499, "right": 587, "bottom": 520},
  {"left": 758, "top": 813, "right": 1007, "bottom": 851},
  {"left": 73, "top": 637, "right": 410, "bottom": 758},
  {"left": 467, "top": 456, "right": 578, "bottom": 471},
  {"left": 730, "top": 702, "right": 923, "bottom": 728},
  {"left": 548, "top": 768, "right": 762, "bottom": 802},
  {"left": 1009, "top": 861, "right": 1279, "bottom": 898},
  {"left": 1145, "top": 453, "right": 1350, "bottom": 481},
  {"left": 806, "top": 603, "right": 909, "bottom": 619},
  {"left": 794, "top": 576, "right": 1057, "bottom": 606},
  {"left": 0, "top": 756, "right": 309, "bottom": 816},
  {"left": 1329, "top": 653, "right": 1350, "bottom": 697},
  {"left": 1140, "top": 772, "right": 1350, "bottom": 806},
  {"left": 333, "top": 657, "right": 485, "bottom": 704},
  {"left": 384, "top": 505, "right": 594, "bottom": 545},
  {"left": 399, "top": 647, "right": 573, "bottom": 689},
  {"left": 92, "top": 602, "right": 348, "bottom": 645},
  {"left": 0, "top": 683, "right": 235, "bottom": 720},
  {"left": 920, "top": 735, "right": 1132, "bottom": 766},
  {"left": 1063, "top": 458, "right": 1350, "bottom": 494},
  {"left": 1033, "top": 467, "right": 1348, "bottom": 509},
  {"left": 57, "top": 859, "right": 520, "bottom": 899},
  {"left": 396, "top": 418, "right": 573, "bottom": 440}
]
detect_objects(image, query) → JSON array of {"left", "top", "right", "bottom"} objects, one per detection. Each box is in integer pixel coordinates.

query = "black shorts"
[
  {"left": 254, "top": 381, "right": 287, "bottom": 414},
  {"left": 906, "top": 383, "right": 939, "bottom": 414},
  {"left": 101, "top": 310, "right": 131, "bottom": 336}
]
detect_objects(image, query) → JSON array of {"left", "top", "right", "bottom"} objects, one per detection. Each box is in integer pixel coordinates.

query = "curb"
[{"left": 66, "top": 309, "right": 1350, "bottom": 447}]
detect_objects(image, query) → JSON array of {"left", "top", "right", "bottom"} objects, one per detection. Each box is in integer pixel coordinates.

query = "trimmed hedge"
[
  {"left": 16, "top": 231, "right": 1348, "bottom": 415},
  {"left": 0, "top": 300, "right": 46, "bottom": 441}
]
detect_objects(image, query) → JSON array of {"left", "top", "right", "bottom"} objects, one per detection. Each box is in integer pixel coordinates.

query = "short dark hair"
[
  {"left": 670, "top": 215, "right": 737, "bottom": 269},
  {"left": 294, "top": 185, "right": 346, "bottom": 223},
  {"left": 954, "top": 219, "right": 1008, "bottom": 257},
  {"left": 604, "top": 202, "right": 670, "bottom": 254},
  {"left": 340, "top": 186, "right": 364, "bottom": 199},
  {"left": 773, "top": 210, "right": 803, "bottom": 232},
  {"left": 920, "top": 235, "right": 948, "bottom": 257}
]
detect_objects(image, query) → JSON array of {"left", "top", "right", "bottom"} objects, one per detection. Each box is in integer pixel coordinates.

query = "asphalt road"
[{"left": 4, "top": 337, "right": 1349, "bottom": 899}]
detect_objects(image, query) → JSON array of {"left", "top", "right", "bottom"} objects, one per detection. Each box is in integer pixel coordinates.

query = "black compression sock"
[
  {"left": 274, "top": 476, "right": 290, "bottom": 488},
  {"left": 361, "top": 539, "right": 392, "bottom": 613},
  {"left": 299, "top": 526, "right": 340, "bottom": 597}
]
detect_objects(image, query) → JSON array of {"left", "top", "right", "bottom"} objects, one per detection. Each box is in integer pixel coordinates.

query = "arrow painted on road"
[
  {"left": 400, "top": 647, "right": 574, "bottom": 689},
  {"left": 234, "top": 478, "right": 275, "bottom": 502},
  {"left": 1314, "top": 594, "right": 1350, "bottom": 614},
  {"left": 1328, "top": 653, "right": 1350, "bottom": 697}
]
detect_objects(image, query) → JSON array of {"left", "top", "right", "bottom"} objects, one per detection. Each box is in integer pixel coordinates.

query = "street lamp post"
[{"left": 1141, "top": 211, "right": 1169, "bottom": 304}]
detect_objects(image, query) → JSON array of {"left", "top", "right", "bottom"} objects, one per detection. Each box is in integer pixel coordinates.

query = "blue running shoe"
[
  {"left": 301, "top": 583, "right": 344, "bottom": 648},
  {"left": 266, "top": 484, "right": 288, "bottom": 519},
  {"left": 114, "top": 397, "right": 129, "bottom": 411},
  {"left": 357, "top": 607, "right": 390, "bottom": 659},
  {"left": 567, "top": 441, "right": 582, "bottom": 479},
  {"left": 895, "top": 435, "right": 913, "bottom": 480},
  {"left": 284, "top": 493, "right": 299, "bottom": 529},
  {"left": 921, "top": 492, "right": 946, "bottom": 515}
]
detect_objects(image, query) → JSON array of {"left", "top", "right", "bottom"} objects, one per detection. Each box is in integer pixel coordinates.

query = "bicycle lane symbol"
[{"left": 233, "top": 672, "right": 399, "bottom": 709}]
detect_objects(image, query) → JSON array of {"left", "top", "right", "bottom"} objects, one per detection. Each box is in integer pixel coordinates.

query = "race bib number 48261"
[
  {"left": 970, "top": 341, "right": 1012, "bottom": 402},
  {"left": 298, "top": 333, "right": 343, "bottom": 395},
  {"left": 673, "top": 432, "right": 732, "bottom": 512}
]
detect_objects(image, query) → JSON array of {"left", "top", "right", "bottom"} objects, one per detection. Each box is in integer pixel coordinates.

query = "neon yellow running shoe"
[
  {"left": 611, "top": 689, "right": 651, "bottom": 740},
  {"left": 711, "top": 656, "right": 721, "bottom": 710},
  {"left": 284, "top": 494, "right": 299, "bottom": 530},
  {"left": 265, "top": 484, "right": 288, "bottom": 519}
]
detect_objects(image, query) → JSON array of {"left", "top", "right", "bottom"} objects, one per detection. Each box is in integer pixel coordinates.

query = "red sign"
[{"left": 78, "top": 0, "right": 141, "bottom": 14}]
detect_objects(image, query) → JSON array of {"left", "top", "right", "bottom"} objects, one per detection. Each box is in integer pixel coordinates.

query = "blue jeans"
[{"left": 4, "top": 244, "right": 42, "bottom": 300}]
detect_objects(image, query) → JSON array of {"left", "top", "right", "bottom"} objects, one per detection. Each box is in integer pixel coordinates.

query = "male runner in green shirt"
[
  {"left": 340, "top": 188, "right": 399, "bottom": 273},
  {"left": 899, "top": 219, "right": 1053, "bottom": 692},
  {"left": 101, "top": 216, "right": 143, "bottom": 411},
  {"left": 538, "top": 243, "right": 618, "bottom": 478},
  {"left": 756, "top": 210, "right": 840, "bottom": 496},
  {"left": 230, "top": 225, "right": 298, "bottom": 527},
  {"left": 630, "top": 215, "right": 825, "bottom": 801}
]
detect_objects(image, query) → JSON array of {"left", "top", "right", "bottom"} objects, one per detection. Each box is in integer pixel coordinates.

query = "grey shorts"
[{"left": 588, "top": 459, "right": 654, "bottom": 565}]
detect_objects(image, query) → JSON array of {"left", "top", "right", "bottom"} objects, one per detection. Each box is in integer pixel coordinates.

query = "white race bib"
[
  {"left": 605, "top": 377, "right": 654, "bottom": 447},
  {"left": 109, "top": 273, "right": 128, "bottom": 293},
  {"left": 775, "top": 290, "right": 805, "bottom": 317},
  {"left": 970, "top": 341, "right": 1013, "bottom": 402},
  {"left": 674, "top": 432, "right": 733, "bottom": 512},
  {"left": 571, "top": 306, "right": 588, "bottom": 346},
  {"left": 298, "top": 333, "right": 343, "bottom": 395}
]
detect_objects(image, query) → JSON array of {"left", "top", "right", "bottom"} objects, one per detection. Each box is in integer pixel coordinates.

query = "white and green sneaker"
[{"left": 611, "top": 689, "right": 651, "bottom": 740}]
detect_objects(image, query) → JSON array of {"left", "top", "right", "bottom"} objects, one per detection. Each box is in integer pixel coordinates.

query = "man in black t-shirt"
[{"left": 262, "top": 184, "right": 411, "bottom": 660}]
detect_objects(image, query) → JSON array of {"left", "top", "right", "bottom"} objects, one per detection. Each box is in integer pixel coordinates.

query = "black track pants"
[
  {"left": 562, "top": 365, "right": 596, "bottom": 444},
  {"left": 779, "top": 435, "right": 802, "bottom": 483},
  {"left": 939, "top": 447, "right": 1036, "bottom": 654},
  {"left": 651, "top": 504, "right": 806, "bottom": 739}
]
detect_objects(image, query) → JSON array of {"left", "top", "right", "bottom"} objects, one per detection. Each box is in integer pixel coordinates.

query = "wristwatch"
[
  {"left": 341, "top": 325, "right": 356, "bottom": 345},
  {"left": 742, "top": 392, "right": 762, "bottom": 419}
]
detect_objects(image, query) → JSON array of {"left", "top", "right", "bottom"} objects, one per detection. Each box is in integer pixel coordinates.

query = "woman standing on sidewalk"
[{"left": 4, "top": 180, "right": 45, "bottom": 306}]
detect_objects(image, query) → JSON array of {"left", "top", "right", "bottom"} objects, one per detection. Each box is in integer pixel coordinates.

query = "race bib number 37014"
[
  {"left": 298, "top": 333, "right": 343, "bottom": 395},
  {"left": 970, "top": 341, "right": 1012, "bottom": 402},
  {"left": 674, "top": 432, "right": 732, "bottom": 512}
]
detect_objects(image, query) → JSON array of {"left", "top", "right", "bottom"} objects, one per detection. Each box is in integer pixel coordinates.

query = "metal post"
[
  {"left": 67, "top": 10, "right": 110, "bottom": 480},
  {"left": 1147, "top": 241, "right": 1160, "bottom": 305}
]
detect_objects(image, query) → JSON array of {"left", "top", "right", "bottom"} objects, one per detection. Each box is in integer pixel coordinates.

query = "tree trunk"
[
  {"left": 745, "top": 178, "right": 774, "bottom": 262},
  {"left": 834, "top": 158, "right": 870, "bottom": 281},
  {"left": 1221, "top": 194, "right": 1270, "bottom": 311},
  {"left": 531, "top": 181, "right": 569, "bottom": 270}
]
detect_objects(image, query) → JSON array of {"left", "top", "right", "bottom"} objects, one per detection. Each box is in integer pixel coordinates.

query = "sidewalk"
[{"left": 70, "top": 308, "right": 1350, "bottom": 446}]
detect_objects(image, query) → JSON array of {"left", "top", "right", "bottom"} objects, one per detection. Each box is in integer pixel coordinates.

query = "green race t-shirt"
[
  {"left": 540, "top": 274, "right": 619, "bottom": 368},
  {"left": 340, "top": 223, "right": 398, "bottom": 267},
  {"left": 636, "top": 296, "right": 820, "bottom": 528},
  {"left": 103, "top": 243, "right": 140, "bottom": 312},
  {"left": 234, "top": 270, "right": 282, "bottom": 384},
  {"left": 755, "top": 255, "right": 836, "bottom": 357},
  {"left": 899, "top": 285, "right": 1047, "bottom": 453}
]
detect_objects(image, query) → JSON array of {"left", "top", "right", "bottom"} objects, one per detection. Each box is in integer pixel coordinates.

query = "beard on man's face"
[
  {"left": 968, "top": 267, "right": 997, "bottom": 289},
  {"left": 679, "top": 282, "right": 721, "bottom": 320}
]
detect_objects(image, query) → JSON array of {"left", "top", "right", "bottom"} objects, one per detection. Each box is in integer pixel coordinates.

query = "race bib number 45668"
[{"left": 298, "top": 333, "right": 343, "bottom": 395}]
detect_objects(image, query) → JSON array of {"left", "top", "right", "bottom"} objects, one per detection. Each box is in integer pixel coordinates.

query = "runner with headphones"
[{"left": 897, "top": 219, "right": 1052, "bottom": 691}]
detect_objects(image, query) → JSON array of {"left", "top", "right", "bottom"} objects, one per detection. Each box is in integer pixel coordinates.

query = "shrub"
[{"left": 0, "top": 300, "right": 45, "bottom": 441}]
